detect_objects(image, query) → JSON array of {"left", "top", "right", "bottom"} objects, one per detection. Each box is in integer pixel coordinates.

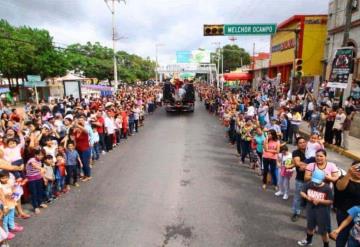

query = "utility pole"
[
  {"left": 104, "top": 0, "right": 126, "bottom": 91},
  {"left": 221, "top": 47, "right": 224, "bottom": 90},
  {"left": 155, "top": 44, "right": 165, "bottom": 83},
  {"left": 342, "top": 0, "right": 353, "bottom": 46},
  {"left": 252, "top": 43, "right": 255, "bottom": 70}
]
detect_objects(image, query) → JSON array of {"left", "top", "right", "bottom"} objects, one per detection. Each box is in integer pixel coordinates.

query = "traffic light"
[
  {"left": 294, "top": 58, "right": 303, "bottom": 78},
  {"left": 204, "top": 24, "right": 224, "bottom": 36}
]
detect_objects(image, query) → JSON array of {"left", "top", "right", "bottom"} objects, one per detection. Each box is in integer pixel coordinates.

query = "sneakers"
[
  {"left": 6, "top": 232, "right": 15, "bottom": 240},
  {"left": 291, "top": 214, "right": 300, "bottom": 222},
  {"left": 283, "top": 194, "right": 289, "bottom": 200},
  {"left": 10, "top": 224, "right": 24, "bottom": 233},
  {"left": 39, "top": 203, "right": 48, "bottom": 209},
  {"left": 297, "top": 239, "right": 312, "bottom": 246},
  {"left": 275, "top": 191, "right": 284, "bottom": 197},
  {"left": 74, "top": 182, "right": 80, "bottom": 187},
  {"left": 34, "top": 208, "right": 41, "bottom": 214}
]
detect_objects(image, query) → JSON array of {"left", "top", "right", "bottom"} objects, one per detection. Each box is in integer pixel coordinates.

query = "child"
[
  {"left": 65, "top": 142, "right": 83, "bottom": 190},
  {"left": 26, "top": 149, "right": 47, "bottom": 214},
  {"left": 4, "top": 137, "right": 25, "bottom": 179},
  {"left": 43, "top": 137, "right": 57, "bottom": 163},
  {"left": 0, "top": 209, "right": 9, "bottom": 246},
  {"left": 43, "top": 155, "right": 55, "bottom": 202},
  {"left": 330, "top": 205, "right": 360, "bottom": 247},
  {"left": 298, "top": 169, "right": 333, "bottom": 247},
  {"left": 305, "top": 133, "right": 324, "bottom": 163},
  {"left": 275, "top": 145, "right": 293, "bottom": 200},
  {"left": 55, "top": 154, "right": 66, "bottom": 194},
  {"left": 91, "top": 125, "right": 100, "bottom": 162},
  {"left": 0, "top": 171, "right": 23, "bottom": 240}
]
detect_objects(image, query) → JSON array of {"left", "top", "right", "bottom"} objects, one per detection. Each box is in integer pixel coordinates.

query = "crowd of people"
[
  {"left": 0, "top": 84, "right": 163, "bottom": 246},
  {"left": 197, "top": 82, "right": 360, "bottom": 247}
]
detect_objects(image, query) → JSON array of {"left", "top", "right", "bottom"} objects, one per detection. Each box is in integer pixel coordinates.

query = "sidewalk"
[{"left": 298, "top": 122, "right": 360, "bottom": 161}]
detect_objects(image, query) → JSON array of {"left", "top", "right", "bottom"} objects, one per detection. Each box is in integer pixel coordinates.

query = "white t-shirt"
[
  {"left": 104, "top": 116, "right": 115, "bottom": 134},
  {"left": 247, "top": 106, "right": 255, "bottom": 117},
  {"left": 133, "top": 108, "right": 141, "bottom": 120},
  {"left": 333, "top": 113, "right": 346, "bottom": 130},
  {"left": 278, "top": 152, "right": 293, "bottom": 169},
  {"left": 305, "top": 141, "right": 323, "bottom": 159},
  {"left": 308, "top": 102, "right": 314, "bottom": 111}
]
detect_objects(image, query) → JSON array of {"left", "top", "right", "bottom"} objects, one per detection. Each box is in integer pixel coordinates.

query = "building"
[
  {"left": 269, "top": 15, "right": 328, "bottom": 83},
  {"left": 250, "top": 52, "right": 270, "bottom": 88},
  {"left": 325, "top": 0, "right": 360, "bottom": 82}
]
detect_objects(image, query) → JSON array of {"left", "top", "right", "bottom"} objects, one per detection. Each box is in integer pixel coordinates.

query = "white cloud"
[{"left": 0, "top": 0, "right": 329, "bottom": 64}]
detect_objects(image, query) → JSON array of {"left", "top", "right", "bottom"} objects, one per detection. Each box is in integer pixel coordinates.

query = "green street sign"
[
  {"left": 224, "top": 24, "right": 277, "bottom": 35},
  {"left": 25, "top": 75, "right": 46, "bottom": 87}
]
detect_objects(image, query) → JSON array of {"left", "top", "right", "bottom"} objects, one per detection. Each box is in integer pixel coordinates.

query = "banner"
[
  {"left": 176, "top": 50, "right": 210, "bottom": 64},
  {"left": 328, "top": 48, "right": 354, "bottom": 89}
]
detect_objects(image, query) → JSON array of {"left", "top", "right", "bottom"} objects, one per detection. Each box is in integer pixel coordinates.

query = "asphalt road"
[{"left": 13, "top": 102, "right": 353, "bottom": 247}]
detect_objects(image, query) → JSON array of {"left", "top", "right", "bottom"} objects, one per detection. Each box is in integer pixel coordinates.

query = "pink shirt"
[
  {"left": 306, "top": 162, "right": 339, "bottom": 179},
  {"left": 263, "top": 140, "right": 280, "bottom": 160}
]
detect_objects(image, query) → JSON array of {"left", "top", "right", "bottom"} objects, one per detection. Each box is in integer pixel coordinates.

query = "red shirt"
[
  {"left": 96, "top": 116, "right": 105, "bottom": 134},
  {"left": 75, "top": 131, "right": 90, "bottom": 152}
]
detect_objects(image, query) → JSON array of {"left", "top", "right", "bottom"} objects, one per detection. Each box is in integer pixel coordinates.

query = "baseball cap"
[{"left": 311, "top": 169, "right": 325, "bottom": 184}]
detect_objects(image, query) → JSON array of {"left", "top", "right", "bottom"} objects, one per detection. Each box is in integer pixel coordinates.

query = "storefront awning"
[{"left": 223, "top": 73, "right": 252, "bottom": 81}]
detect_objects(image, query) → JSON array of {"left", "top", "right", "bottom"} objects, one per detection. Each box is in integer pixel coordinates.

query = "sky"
[{"left": 0, "top": 0, "right": 329, "bottom": 65}]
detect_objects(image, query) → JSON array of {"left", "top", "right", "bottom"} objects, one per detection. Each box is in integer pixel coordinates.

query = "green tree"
[{"left": 211, "top": 44, "right": 251, "bottom": 73}]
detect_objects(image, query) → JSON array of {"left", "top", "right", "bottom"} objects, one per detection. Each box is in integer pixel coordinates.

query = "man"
[
  {"left": 288, "top": 110, "right": 302, "bottom": 145},
  {"left": 264, "top": 117, "right": 282, "bottom": 137},
  {"left": 333, "top": 108, "right": 346, "bottom": 147},
  {"left": 291, "top": 137, "right": 308, "bottom": 222},
  {"left": 343, "top": 99, "right": 356, "bottom": 149},
  {"left": 104, "top": 110, "right": 115, "bottom": 151}
]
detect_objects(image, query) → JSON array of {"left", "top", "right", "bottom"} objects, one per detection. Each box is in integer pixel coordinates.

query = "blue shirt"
[
  {"left": 280, "top": 119, "right": 288, "bottom": 130},
  {"left": 264, "top": 123, "right": 281, "bottom": 134},
  {"left": 348, "top": 206, "right": 360, "bottom": 241},
  {"left": 66, "top": 150, "right": 79, "bottom": 166},
  {"left": 254, "top": 134, "right": 266, "bottom": 153}
]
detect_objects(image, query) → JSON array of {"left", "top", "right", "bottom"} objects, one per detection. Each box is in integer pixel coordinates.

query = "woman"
[
  {"left": 262, "top": 129, "right": 280, "bottom": 190},
  {"left": 254, "top": 127, "right": 266, "bottom": 174},
  {"left": 0, "top": 113, "right": 9, "bottom": 131},
  {"left": 333, "top": 161, "right": 360, "bottom": 247},
  {"left": 304, "top": 149, "right": 340, "bottom": 184},
  {"left": 324, "top": 107, "right": 337, "bottom": 144},
  {"left": 318, "top": 106, "right": 328, "bottom": 137},
  {"left": 240, "top": 118, "right": 253, "bottom": 164},
  {"left": 74, "top": 117, "right": 92, "bottom": 181},
  {"left": 258, "top": 102, "right": 269, "bottom": 127}
]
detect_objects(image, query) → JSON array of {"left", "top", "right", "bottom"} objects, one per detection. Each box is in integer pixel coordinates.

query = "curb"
[{"left": 298, "top": 130, "right": 360, "bottom": 161}]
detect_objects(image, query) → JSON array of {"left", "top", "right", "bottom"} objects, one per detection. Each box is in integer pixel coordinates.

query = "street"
[{"left": 11, "top": 101, "right": 352, "bottom": 247}]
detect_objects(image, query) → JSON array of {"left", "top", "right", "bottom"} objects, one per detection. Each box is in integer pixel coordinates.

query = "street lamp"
[
  {"left": 212, "top": 42, "right": 221, "bottom": 90},
  {"left": 155, "top": 43, "right": 165, "bottom": 83},
  {"left": 104, "top": 0, "right": 126, "bottom": 90}
]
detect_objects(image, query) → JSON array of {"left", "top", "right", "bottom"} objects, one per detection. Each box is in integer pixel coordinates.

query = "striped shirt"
[{"left": 26, "top": 158, "right": 42, "bottom": 181}]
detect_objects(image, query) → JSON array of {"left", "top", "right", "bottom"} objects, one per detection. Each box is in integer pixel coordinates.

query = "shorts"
[{"left": 306, "top": 206, "right": 330, "bottom": 235}]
